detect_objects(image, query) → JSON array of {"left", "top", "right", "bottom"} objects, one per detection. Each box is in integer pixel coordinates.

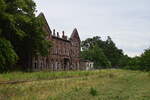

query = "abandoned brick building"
[{"left": 32, "top": 13, "right": 81, "bottom": 71}]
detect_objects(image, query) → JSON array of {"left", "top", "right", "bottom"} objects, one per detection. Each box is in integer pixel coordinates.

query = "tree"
[
  {"left": 81, "top": 36, "right": 104, "bottom": 51},
  {"left": 118, "top": 55, "right": 131, "bottom": 67},
  {"left": 0, "top": 0, "right": 51, "bottom": 71},
  {"left": 122, "top": 49, "right": 150, "bottom": 71},
  {"left": 81, "top": 45, "right": 111, "bottom": 68},
  {"left": 140, "top": 48, "right": 150, "bottom": 71},
  {"left": 0, "top": 38, "right": 18, "bottom": 72},
  {"left": 81, "top": 36, "right": 124, "bottom": 68},
  {"left": 91, "top": 45, "right": 111, "bottom": 68},
  {"left": 81, "top": 37, "right": 111, "bottom": 68},
  {"left": 102, "top": 36, "right": 124, "bottom": 67}
]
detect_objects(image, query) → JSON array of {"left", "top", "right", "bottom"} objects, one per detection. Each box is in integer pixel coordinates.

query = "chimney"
[
  {"left": 57, "top": 32, "right": 60, "bottom": 38},
  {"left": 64, "top": 36, "right": 67, "bottom": 40},
  {"left": 53, "top": 29, "right": 55, "bottom": 36},
  {"left": 62, "top": 31, "right": 65, "bottom": 37},
  {"left": 61, "top": 31, "right": 67, "bottom": 40}
]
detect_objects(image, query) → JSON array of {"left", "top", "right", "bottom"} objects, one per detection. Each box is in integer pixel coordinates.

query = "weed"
[
  {"left": 90, "top": 87, "right": 98, "bottom": 96},
  {"left": 73, "top": 87, "right": 82, "bottom": 92}
]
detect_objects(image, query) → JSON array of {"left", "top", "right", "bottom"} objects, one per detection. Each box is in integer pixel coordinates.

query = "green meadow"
[{"left": 0, "top": 69, "right": 150, "bottom": 100}]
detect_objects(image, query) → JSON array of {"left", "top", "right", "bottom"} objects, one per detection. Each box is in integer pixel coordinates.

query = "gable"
[
  {"left": 38, "top": 12, "right": 52, "bottom": 34},
  {"left": 70, "top": 28, "right": 81, "bottom": 42}
]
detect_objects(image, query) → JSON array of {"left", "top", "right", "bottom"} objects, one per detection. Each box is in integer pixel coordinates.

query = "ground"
[{"left": 0, "top": 69, "right": 150, "bottom": 100}]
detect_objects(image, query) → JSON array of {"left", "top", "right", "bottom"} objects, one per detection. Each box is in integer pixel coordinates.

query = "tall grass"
[
  {"left": 0, "top": 70, "right": 101, "bottom": 82},
  {"left": 0, "top": 69, "right": 150, "bottom": 100}
]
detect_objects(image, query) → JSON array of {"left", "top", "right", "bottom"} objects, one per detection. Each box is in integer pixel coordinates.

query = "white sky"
[{"left": 34, "top": 0, "right": 150, "bottom": 57}]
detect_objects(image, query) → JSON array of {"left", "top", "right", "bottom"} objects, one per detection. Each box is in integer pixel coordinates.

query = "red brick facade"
[{"left": 32, "top": 13, "right": 81, "bottom": 71}]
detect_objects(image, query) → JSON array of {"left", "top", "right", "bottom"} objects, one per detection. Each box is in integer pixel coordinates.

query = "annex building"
[{"left": 32, "top": 13, "right": 81, "bottom": 71}]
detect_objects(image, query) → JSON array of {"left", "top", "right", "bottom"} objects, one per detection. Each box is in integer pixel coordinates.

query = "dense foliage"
[
  {"left": 0, "top": 0, "right": 51, "bottom": 72},
  {"left": 0, "top": 38, "right": 18, "bottom": 72},
  {"left": 81, "top": 44, "right": 111, "bottom": 68},
  {"left": 125, "top": 48, "right": 150, "bottom": 71},
  {"left": 81, "top": 36, "right": 123, "bottom": 68},
  {"left": 81, "top": 36, "right": 150, "bottom": 71}
]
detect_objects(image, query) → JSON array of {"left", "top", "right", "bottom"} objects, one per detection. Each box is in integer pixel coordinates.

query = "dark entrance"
[{"left": 64, "top": 58, "right": 69, "bottom": 70}]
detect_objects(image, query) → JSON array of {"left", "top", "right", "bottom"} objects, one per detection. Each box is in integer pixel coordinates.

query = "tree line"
[
  {"left": 122, "top": 49, "right": 150, "bottom": 71},
  {"left": 81, "top": 36, "right": 150, "bottom": 71}
]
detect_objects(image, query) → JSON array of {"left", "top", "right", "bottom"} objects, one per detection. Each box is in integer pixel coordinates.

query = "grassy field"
[{"left": 0, "top": 69, "right": 150, "bottom": 100}]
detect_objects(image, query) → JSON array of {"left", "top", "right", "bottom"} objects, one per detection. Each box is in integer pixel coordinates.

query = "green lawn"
[{"left": 0, "top": 69, "right": 150, "bottom": 100}]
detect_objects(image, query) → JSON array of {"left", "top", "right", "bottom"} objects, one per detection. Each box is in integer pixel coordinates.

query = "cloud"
[{"left": 34, "top": 0, "right": 150, "bottom": 57}]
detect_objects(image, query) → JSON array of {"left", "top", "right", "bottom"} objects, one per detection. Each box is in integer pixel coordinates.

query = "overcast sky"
[{"left": 34, "top": 0, "right": 150, "bottom": 57}]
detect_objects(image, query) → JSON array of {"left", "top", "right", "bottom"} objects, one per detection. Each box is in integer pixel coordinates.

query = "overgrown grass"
[
  {"left": 0, "top": 69, "right": 150, "bottom": 100},
  {"left": 0, "top": 70, "right": 99, "bottom": 82}
]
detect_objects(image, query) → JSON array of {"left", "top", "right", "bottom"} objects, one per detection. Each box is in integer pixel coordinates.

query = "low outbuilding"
[{"left": 80, "top": 60, "right": 94, "bottom": 70}]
